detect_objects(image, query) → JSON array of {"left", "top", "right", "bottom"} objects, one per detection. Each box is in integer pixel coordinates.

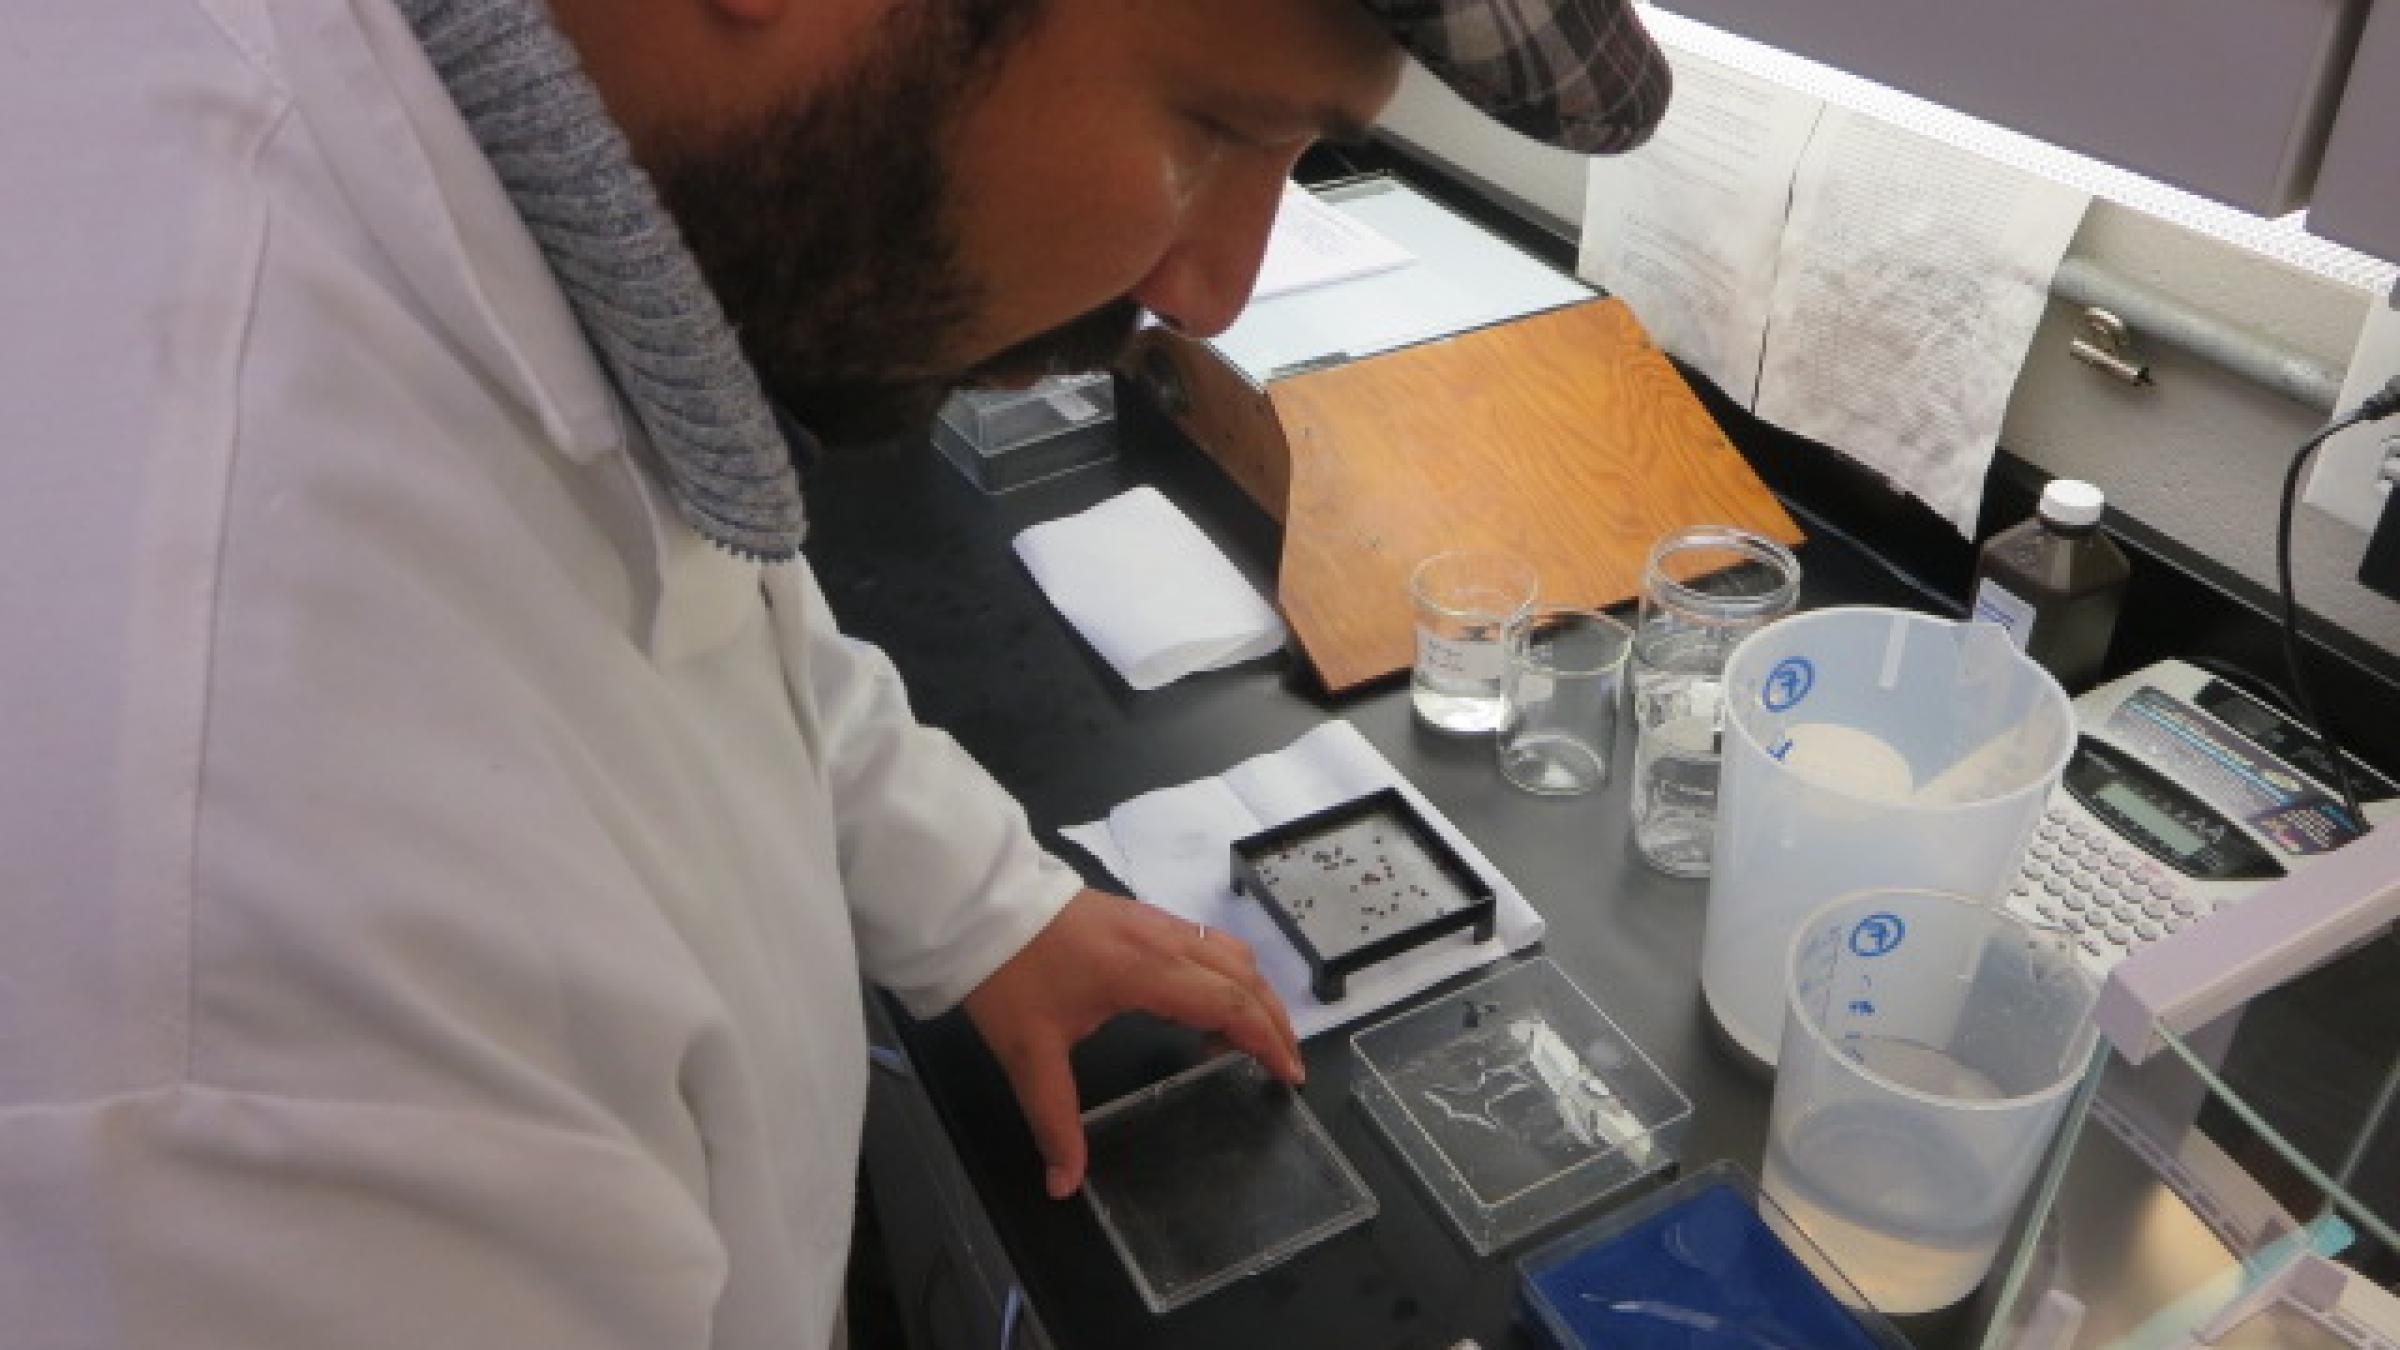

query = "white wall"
[{"left": 1377, "top": 64, "right": 2400, "bottom": 659}]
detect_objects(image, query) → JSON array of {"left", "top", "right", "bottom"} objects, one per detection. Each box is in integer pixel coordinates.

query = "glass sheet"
[
  {"left": 2160, "top": 930, "right": 2400, "bottom": 1260},
  {"left": 1081, "top": 1055, "right": 1376, "bottom": 1315},
  {"left": 1983, "top": 1002, "right": 2400, "bottom": 1349}
]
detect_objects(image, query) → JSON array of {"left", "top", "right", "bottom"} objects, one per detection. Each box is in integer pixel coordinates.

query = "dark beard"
[{"left": 648, "top": 3, "right": 1136, "bottom": 449}]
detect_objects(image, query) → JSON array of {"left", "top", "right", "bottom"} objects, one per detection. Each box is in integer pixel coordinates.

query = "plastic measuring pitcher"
[
  {"left": 1700, "top": 607, "right": 2074, "bottom": 1065},
  {"left": 1762, "top": 889, "right": 2099, "bottom": 1315}
]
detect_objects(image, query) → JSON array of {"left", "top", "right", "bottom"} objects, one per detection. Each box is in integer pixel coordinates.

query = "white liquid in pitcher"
[{"left": 1761, "top": 1042, "right": 2015, "bottom": 1315}]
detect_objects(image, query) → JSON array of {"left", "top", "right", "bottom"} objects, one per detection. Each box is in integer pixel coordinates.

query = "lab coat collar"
[
  {"left": 272, "top": 0, "right": 768, "bottom": 661},
  {"left": 268, "top": 0, "right": 623, "bottom": 465}
]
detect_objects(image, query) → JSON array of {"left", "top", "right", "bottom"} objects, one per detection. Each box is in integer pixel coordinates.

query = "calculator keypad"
[{"left": 2006, "top": 806, "right": 2216, "bottom": 972}]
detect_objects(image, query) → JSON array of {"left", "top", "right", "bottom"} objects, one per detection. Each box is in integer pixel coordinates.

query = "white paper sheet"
[
  {"left": 1576, "top": 34, "right": 2090, "bottom": 536},
  {"left": 1061, "top": 721, "right": 1543, "bottom": 1040},
  {"left": 1757, "top": 109, "right": 2089, "bottom": 534},
  {"left": 1215, "top": 179, "right": 1593, "bottom": 384},
  {"left": 1249, "top": 183, "right": 1417, "bottom": 303},
  {"left": 1580, "top": 48, "right": 1823, "bottom": 405}
]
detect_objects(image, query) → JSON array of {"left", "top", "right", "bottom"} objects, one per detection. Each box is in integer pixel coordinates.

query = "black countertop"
[
  {"left": 804, "top": 386, "right": 1997, "bottom": 1350},
  {"left": 804, "top": 146, "right": 2400, "bottom": 1347}
]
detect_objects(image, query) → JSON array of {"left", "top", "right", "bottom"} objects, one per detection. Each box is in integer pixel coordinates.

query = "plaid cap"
[{"left": 1360, "top": 0, "right": 1672, "bottom": 154}]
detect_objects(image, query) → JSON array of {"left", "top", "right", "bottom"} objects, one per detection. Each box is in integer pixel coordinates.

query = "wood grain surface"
[
  {"left": 1257, "top": 299, "right": 1802, "bottom": 693},
  {"left": 1130, "top": 332, "right": 1293, "bottom": 522}
]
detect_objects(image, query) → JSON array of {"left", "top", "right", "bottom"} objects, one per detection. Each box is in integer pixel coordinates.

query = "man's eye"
[
  {"left": 1188, "top": 110, "right": 1302, "bottom": 156},
  {"left": 1187, "top": 112, "right": 1251, "bottom": 149}
]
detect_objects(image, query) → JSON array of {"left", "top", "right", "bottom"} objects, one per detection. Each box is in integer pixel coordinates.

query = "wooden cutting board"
[{"left": 1133, "top": 297, "right": 1802, "bottom": 694}]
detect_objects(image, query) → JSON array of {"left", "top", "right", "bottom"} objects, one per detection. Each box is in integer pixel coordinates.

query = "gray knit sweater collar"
[{"left": 394, "top": 0, "right": 809, "bottom": 561}]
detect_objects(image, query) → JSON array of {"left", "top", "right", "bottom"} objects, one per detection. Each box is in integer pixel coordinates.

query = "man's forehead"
[{"left": 1153, "top": 0, "right": 1403, "bottom": 98}]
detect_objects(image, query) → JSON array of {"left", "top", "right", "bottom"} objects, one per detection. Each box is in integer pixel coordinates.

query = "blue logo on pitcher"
[
  {"left": 1764, "top": 657, "right": 1815, "bottom": 712},
  {"left": 1849, "top": 912, "right": 1906, "bottom": 958}
]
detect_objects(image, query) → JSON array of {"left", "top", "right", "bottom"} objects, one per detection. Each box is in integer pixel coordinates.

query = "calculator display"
[
  {"left": 2064, "top": 737, "right": 2284, "bottom": 881},
  {"left": 2094, "top": 780, "right": 2208, "bottom": 859}
]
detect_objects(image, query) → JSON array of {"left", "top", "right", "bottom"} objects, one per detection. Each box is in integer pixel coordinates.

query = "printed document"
[
  {"left": 1582, "top": 43, "right": 2088, "bottom": 534},
  {"left": 1251, "top": 182, "right": 1417, "bottom": 303},
  {"left": 1758, "top": 110, "right": 2087, "bottom": 532},
  {"left": 1579, "top": 52, "right": 1821, "bottom": 406}
]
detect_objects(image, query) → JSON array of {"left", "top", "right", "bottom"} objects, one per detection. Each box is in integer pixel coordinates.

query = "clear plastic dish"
[
  {"left": 933, "top": 372, "right": 1117, "bottom": 493},
  {"left": 1081, "top": 1054, "right": 1378, "bottom": 1315},
  {"left": 1350, "top": 956, "right": 1689, "bottom": 1255}
]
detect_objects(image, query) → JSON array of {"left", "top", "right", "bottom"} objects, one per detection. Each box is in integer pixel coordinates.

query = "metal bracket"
[{"left": 2069, "top": 307, "right": 2154, "bottom": 387}]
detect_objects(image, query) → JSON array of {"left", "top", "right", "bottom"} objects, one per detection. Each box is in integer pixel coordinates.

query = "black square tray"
[{"left": 1229, "top": 787, "right": 1497, "bottom": 1001}]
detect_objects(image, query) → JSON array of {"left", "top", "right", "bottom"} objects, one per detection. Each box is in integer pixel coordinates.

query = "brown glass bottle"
[{"left": 1970, "top": 480, "right": 2131, "bottom": 693}]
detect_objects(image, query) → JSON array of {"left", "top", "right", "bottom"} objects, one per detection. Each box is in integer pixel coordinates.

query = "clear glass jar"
[{"left": 1627, "top": 526, "right": 1801, "bottom": 877}]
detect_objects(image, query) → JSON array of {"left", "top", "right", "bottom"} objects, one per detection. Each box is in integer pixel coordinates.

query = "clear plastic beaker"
[
  {"left": 1497, "top": 607, "right": 1631, "bottom": 796},
  {"left": 1761, "top": 889, "right": 2099, "bottom": 1315},
  {"left": 1700, "top": 607, "right": 2075, "bottom": 1065},
  {"left": 1627, "top": 526, "right": 1801, "bottom": 877}
]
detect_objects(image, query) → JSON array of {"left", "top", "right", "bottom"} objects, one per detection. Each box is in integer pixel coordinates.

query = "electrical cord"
[
  {"left": 2181, "top": 654, "right": 2298, "bottom": 718},
  {"left": 2277, "top": 372, "right": 2400, "bottom": 825}
]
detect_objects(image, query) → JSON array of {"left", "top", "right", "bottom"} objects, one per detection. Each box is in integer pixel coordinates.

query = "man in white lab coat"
[{"left": 0, "top": 0, "right": 1665, "bottom": 1345}]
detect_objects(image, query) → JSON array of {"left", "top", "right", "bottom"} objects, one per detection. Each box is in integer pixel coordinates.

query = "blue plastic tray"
[{"left": 1517, "top": 1162, "right": 1909, "bottom": 1350}]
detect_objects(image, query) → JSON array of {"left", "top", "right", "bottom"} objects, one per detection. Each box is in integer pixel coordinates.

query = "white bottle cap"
[{"left": 2039, "top": 479, "right": 2106, "bottom": 529}]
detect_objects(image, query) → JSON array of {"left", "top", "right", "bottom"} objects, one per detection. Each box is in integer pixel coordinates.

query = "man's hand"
[{"left": 962, "top": 888, "right": 1304, "bottom": 1199}]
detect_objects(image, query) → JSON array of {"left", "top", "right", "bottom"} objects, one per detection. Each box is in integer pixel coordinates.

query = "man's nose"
[{"left": 1130, "top": 164, "right": 1293, "bottom": 339}]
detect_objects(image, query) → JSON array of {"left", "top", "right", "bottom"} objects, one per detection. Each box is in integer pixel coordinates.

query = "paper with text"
[
  {"left": 1250, "top": 183, "right": 1418, "bottom": 303},
  {"left": 1758, "top": 109, "right": 2088, "bottom": 533},
  {"left": 1580, "top": 49, "right": 1822, "bottom": 405},
  {"left": 1578, "top": 44, "right": 2088, "bottom": 535}
]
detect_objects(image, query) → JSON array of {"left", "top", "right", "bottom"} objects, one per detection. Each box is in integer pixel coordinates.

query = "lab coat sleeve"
[
  {"left": 0, "top": 1088, "right": 727, "bottom": 1350},
  {"left": 770, "top": 562, "right": 1082, "bottom": 1018}
]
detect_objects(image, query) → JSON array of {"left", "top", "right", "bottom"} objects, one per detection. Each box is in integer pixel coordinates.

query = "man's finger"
[
  {"left": 1117, "top": 904, "right": 1304, "bottom": 1080},
  {"left": 993, "top": 1033, "right": 1088, "bottom": 1199},
  {"left": 1127, "top": 959, "right": 1303, "bottom": 1087},
  {"left": 1182, "top": 929, "right": 1303, "bottom": 1082}
]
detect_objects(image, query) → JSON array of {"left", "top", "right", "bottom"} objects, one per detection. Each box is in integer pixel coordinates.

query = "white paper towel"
[
  {"left": 1062, "top": 721, "right": 1544, "bottom": 1040},
  {"left": 1013, "top": 486, "right": 1285, "bottom": 690}
]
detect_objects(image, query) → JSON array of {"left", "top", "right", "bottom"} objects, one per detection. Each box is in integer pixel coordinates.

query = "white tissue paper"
[
  {"left": 1013, "top": 486, "right": 1286, "bottom": 690},
  {"left": 1062, "top": 721, "right": 1545, "bottom": 1040}
]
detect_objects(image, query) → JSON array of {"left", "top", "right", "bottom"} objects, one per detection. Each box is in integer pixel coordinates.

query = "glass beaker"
[
  {"left": 1497, "top": 607, "right": 1631, "bottom": 796},
  {"left": 1411, "top": 550, "right": 1538, "bottom": 734},
  {"left": 1627, "top": 526, "right": 1801, "bottom": 876},
  {"left": 1701, "top": 607, "right": 2076, "bottom": 1066},
  {"left": 1762, "top": 888, "right": 2099, "bottom": 1315}
]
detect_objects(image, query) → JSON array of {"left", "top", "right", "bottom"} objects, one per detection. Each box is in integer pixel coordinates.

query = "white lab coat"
[{"left": 0, "top": 2, "right": 1081, "bottom": 1346}]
